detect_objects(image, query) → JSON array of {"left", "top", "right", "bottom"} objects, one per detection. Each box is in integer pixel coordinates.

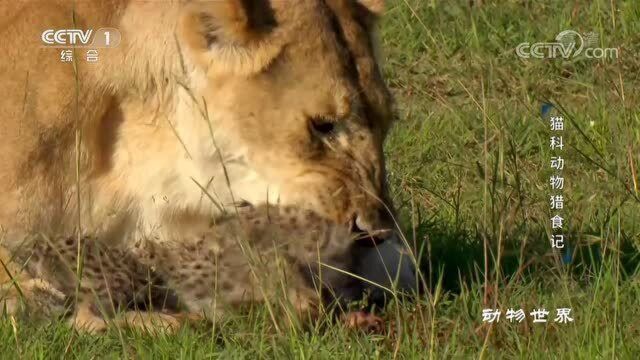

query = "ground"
[{"left": 2, "top": 0, "right": 640, "bottom": 358}]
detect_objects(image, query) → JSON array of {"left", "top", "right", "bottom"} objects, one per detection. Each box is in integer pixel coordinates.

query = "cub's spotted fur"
[
  {"left": 3, "top": 205, "right": 381, "bottom": 333},
  {"left": 4, "top": 235, "right": 179, "bottom": 332}
]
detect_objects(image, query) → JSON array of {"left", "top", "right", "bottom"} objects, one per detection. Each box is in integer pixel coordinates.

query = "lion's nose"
[{"left": 350, "top": 214, "right": 393, "bottom": 247}]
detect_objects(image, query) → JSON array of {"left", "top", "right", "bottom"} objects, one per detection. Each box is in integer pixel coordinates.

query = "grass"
[{"left": 3, "top": 0, "right": 640, "bottom": 358}]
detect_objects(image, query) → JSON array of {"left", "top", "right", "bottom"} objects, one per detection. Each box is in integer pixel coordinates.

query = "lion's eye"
[{"left": 309, "top": 117, "right": 336, "bottom": 136}]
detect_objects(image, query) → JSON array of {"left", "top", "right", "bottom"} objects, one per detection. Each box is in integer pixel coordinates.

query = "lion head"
[{"left": 172, "top": 0, "right": 396, "bottom": 238}]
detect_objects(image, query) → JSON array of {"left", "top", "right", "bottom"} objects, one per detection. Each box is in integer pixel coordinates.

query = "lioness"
[{"left": 0, "top": 0, "right": 415, "bottom": 321}]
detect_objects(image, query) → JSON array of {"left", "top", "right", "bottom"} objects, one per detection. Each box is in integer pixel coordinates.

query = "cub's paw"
[{"left": 341, "top": 311, "right": 384, "bottom": 333}]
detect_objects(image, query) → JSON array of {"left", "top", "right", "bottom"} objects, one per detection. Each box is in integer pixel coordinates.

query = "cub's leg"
[
  {"left": 70, "top": 306, "right": 186, "bottom": 335},
  {"left": 70, "top": 299, "right": 198, "bottom": 335},
  {"left": 68, "top": 299, "right": 109, "bottom": 334},
  {"left": 114, "top": 310, "right": 201, "bottom": 334}
]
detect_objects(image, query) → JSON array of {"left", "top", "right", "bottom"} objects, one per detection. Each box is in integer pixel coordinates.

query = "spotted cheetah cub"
[
  {"left": 2, "top": 205, "right": 385, "bottom": 333},
  {"left": 133, "top": 204, "right": 368, "bottom": 322}
]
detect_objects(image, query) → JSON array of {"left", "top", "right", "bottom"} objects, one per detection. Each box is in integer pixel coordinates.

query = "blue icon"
[
  {"left": 562, "top": 243, "right": 573, "bottom": 264},
  {"left": 541, "top": 102, "right": 554, "bottom": 118}
]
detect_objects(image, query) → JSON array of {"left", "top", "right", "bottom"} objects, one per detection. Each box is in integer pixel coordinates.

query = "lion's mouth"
[{"left": 349, "top": 217, "right": 390, "bottom": 247}]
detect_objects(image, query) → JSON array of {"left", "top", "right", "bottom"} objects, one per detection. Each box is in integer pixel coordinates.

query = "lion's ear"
[
  {"left": 357, "top": 0, "right": 385, "bottom": 15},
  {"left": 179, "top": 0, "right": 282, "bottom": 76}
]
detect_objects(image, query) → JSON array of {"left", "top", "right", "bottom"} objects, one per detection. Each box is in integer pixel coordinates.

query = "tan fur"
[{"left": 0, "top": 0, "right": 395, "bottom": 324}]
